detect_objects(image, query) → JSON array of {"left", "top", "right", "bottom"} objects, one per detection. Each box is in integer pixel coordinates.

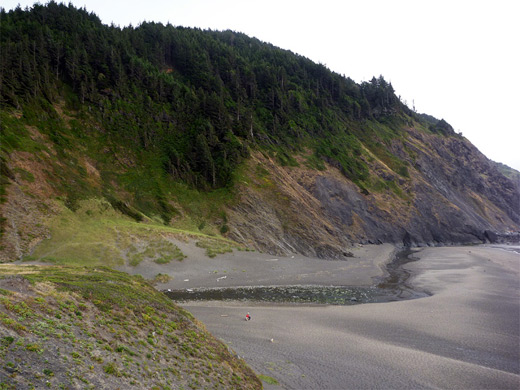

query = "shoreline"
[
  {"left": 120, "top": 242, "right": 397, "bottom": 290},
  {"left": 181, "top": 245, "right": 520, "bottom": 389},
  {"left": 164, "top": 247, "right": 429, "bottom": 305}
]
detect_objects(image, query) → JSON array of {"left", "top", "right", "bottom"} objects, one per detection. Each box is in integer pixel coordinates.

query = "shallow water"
[
  {"left": 490, "top": 244, "right": 520, "bottom": 255},
  {"left": 375, "top": 248, "right": 428, "bottom": 299},
  {"left": 165, "top": 249, "right": 430, "bottom": 305}
]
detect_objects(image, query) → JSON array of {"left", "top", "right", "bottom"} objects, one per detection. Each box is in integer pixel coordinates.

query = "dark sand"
[
  {"left": 179, "top": 246, "right": 520, "bottom": 389},
  {"left": 120, "top": 242, "right": 396, "bottom": 289}
]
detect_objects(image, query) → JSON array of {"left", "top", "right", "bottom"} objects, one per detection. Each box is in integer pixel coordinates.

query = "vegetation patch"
[
  {"left": 152, "top": 273, "right": 173, "bottom": 285},
  {"left": 24, "top": 198, "right": 243, "bottom": 266},
  {"left": 195, "top": 238, "right": 236, "bottom": 258},
  {"left": 259, "top": 374, "right": 280, "bottom": 385},
  {"left": 0, "top": 265, "right": 261, "bottom": 389}
]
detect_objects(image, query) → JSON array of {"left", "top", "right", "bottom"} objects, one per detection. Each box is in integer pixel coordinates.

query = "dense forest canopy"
[{"left": 0, "top": 2, "right": 452, "bottom": 193}]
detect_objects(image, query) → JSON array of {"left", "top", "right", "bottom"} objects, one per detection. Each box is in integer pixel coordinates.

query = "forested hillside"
[
  {"left": 1, "top": 2, "right": 519, "bottom": 261},
  {"left": 0, "top": 1, "right": 418, "bottom": 189}
]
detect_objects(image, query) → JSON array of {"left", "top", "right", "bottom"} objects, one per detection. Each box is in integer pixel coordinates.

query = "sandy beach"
[
  {"left": 176, "top": 245, "right": 520, "bottom": 389},
  {"left": 121, "top": 242, "right": 397, "bottom": 290}
]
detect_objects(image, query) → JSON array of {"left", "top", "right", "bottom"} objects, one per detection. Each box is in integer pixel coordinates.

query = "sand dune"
[{"left": 182, "top": 246, "right": 520, "bottom": 389}]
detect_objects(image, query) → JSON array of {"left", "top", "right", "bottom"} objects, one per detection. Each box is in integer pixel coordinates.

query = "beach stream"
[{"left": 165, "top": 249, "right": 430, "bottom": 305}]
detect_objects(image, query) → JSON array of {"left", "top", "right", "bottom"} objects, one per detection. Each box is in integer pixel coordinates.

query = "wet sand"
[{"left": 182, "top": 246, "right": 520, "bottom": 389}]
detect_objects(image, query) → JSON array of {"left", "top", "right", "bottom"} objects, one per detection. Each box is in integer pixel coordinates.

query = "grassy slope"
[
  {"left": 0, "top": 102, "right": 244, "bottom": 263},
  {"left": 26, "top": 198, "right": 241, "bottom": 267},
  {"left": 0, "top": 265, "right": 261, "bottom": 389}
]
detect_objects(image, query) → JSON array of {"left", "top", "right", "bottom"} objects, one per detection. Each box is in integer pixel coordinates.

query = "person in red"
[{"left": 245, "top": 312, "right": 251, "bottom": 321}]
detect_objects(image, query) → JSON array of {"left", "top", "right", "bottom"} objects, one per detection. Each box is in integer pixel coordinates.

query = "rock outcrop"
[{"left": 227, "top": 127, "right": 520, "bottom": 256}]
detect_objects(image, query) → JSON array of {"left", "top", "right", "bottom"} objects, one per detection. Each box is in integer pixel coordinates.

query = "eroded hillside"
[
  {"left": 1, "top": 105, "right": 519, "bottom": 263},
  {"left": 226, "top": 127, "right": 520, "bottom": 257},
  {"left": 0, "top": 3, "right": 519, "bottom": 264}
]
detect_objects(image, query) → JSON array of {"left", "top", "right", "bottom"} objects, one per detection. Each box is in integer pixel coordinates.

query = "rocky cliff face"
[{"left": 226, "top": 127, "right": 520, "bottom": 256}]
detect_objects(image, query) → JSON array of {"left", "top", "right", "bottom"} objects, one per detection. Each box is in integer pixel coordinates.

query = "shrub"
[{"left": 103, "top": 363, "right": 122, "bottom": 377}]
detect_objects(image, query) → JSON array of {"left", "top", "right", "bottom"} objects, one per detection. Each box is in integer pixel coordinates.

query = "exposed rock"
[
  {"left": 1, "top": 120, "right": 518, "bottom": 262},
  {"left": 227, "top": 129, "right": 519, "bottom": 257}
]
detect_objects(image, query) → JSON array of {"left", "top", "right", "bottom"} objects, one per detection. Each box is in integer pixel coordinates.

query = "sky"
[{"left": 3, "top": 0, "right": 520, "bottom": 171}]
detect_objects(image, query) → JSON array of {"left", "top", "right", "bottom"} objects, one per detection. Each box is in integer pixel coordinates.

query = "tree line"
[{"left": 1, "top": 1, "right": 413, "bottom": 189}]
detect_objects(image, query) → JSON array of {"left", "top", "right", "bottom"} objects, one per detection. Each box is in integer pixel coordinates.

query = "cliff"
[
  {"left": 226, "top": 128, "right": 519, "bottom": 257},
  {"left": 0, "top": 3, "right": 519, "bottom": 264}
]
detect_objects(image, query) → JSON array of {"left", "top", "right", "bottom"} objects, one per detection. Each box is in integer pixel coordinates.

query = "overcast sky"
[{"left": 4, "top": 0, "right": 519, "bottom": 171}]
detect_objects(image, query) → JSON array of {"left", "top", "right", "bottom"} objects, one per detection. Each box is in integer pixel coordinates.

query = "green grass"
[
  {"left": 195, "top": 238, "right": 236, "bottom": 258},
  {"left": 259, "top": 374, "right": 279, "bottom": 385},
  {"left": 25, "top": 198, "right": 242, "bottom": 266},
  {"left": 352, "top": 119, "right": 411, "bottom": 179},
  {"left": 0, "top": 111, "right": 46, "bottom": 155},
  {"left": 103, "top": 363, "right": 122, "bottom": 377},
  {"left": 152, "top": 273, "right": 172, "bottom": 284},
  {"left": 0, "top": 263, "right": 262, "bottom": 388},
  {"left": 2, "top": 106, "right": 240, "bottom": 237}
]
